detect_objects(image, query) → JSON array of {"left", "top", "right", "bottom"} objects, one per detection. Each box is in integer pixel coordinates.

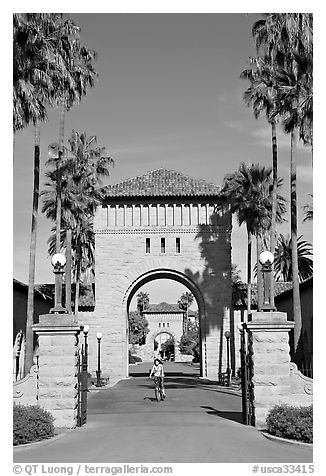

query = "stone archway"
[
  {"left": 84, "top": 168, "right": 232, "bottom": 381},
  {"left": 153, "top": 330, "right": 176, "bottom": 361},
  {"left": 123, "top": 268, "right": 206, "bottom": 375}
]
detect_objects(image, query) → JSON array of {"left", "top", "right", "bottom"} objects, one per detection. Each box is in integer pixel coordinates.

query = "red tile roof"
[
  {"left": 143, "top": 302, "right": 185, "bottom": 313},
  {"left": 101, "top": 168, "right": 221, "bottom": 199}
]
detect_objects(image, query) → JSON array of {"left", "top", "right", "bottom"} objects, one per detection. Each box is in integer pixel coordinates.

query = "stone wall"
[{"left": 13, "top": 365, "right": 39, "bottom": 406}]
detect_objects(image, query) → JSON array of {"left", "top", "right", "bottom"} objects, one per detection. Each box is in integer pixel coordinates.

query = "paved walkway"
[{"left": 14, "top": 363, "right": 312, "bottom": 463}]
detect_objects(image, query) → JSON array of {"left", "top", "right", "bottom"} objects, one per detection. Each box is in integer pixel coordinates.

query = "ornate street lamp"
[
  {"left": 83, "top": 324, "right": 89, "bottom": 358},
  {"left": 237, "top": 322, "right": 248, "bottom": 424},
  {"left": 50, "top": 253, "right": 68, "bottom": 314},
  {"left": 258, "top": 250, "right": 276, "bottom": 312},
  {"left": 48, "top": 142, "right": 72, "bottom": 314},
  {"left": 224, "top": 330, "right": 231, "bottom": 386},
  {"left": 96, "top": 332, "right": 102, "bottom": 387}
]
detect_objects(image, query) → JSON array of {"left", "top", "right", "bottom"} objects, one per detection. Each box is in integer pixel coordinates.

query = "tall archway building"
[{"left": 87, "top": 168, "right": 232, "bottom": 380}]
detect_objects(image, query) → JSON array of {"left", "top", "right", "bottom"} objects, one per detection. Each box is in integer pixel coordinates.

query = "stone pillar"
[
  {"left": 33, "top": 314, "right": 81, "bottom": 429},
  {"left": 246, "top": 311, "right": 294, "bottom": 429}
]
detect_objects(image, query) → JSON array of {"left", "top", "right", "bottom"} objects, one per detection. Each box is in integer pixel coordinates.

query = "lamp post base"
[
  {"left": 258, "top": 303, "right": 277, "bottom": 312},
  {"left": 50, "top": 305, "right": 69, "bottom": 314}
]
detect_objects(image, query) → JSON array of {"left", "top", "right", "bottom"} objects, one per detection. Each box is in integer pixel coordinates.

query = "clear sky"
[{"left": 13, "top": 12, "right": 313, "bottom": 303}]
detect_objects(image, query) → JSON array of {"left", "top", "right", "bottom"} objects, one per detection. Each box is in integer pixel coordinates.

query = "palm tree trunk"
[
  {"left": 65, "top": 228, "right": 72, "bottom": 313},
  {"left": 55, "top": 103, "right": 65, "bottom": 253},
  {"left": 257, "top": 234, "right": 264, "bottom": 309},
  {"left": 74, "top": 244, "right": 82, "bottom": 316},
  {"left": 24, "top": 123, "right": 40, "bottom": 375},
  {"left": 290, "top": 128, "right": 302, "bottom": 359},
  {"left": 270, "top": 120, "right": 278, "bottom": 307},
  {"left": 247, "top": 228, "right": 252, "bottom": 318}
]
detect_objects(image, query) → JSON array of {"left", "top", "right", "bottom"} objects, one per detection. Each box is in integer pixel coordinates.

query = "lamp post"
[
  {"left": 83, "top": 325, "right": 89, "bottom": 357},
  {"left": 258, "top": 251, "right": 276, "bottom": 311},
  {"left": 48, "top": 142, "right": 72, "bottom": 314},
  {"left": 96, "top": 332, "right": 102, "bottom": 387},
  {"left": 237, "top": 322, "right": 248, "bottom": 424},
  {"left": 224, "top": 330, "right": 231, "bottom": 386},
  {"left": 50, "top": 253, "right": 68, "bottom": 314}
]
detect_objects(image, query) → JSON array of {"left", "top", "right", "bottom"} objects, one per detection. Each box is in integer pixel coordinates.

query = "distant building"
[
  {"left": 275, "top": 277, "right": 313, "bottom": 376},
  {"left": 13, "top": 279, "right": 53, "bottom": 381},
  {"left": 132, "top": 302, "right": 193, "bottom": 362}
]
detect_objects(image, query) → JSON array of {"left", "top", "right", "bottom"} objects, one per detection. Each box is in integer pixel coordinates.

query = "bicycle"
[{"left": 153, "top": 376, "right": 165, "bottom": 402}]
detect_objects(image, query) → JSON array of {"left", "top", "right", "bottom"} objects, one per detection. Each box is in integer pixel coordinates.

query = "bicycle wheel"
[{"left": 155, "top": 386, "right": 160, "bottom": 402}]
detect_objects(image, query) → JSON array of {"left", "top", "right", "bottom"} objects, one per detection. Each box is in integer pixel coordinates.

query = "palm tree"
[
  {"left": 240, "top": 57, "right": 279, "bottom": 306},
  {"left": 248, "top": 13, "right": 313, "bottom": 356},
  {"left": 137, "top": 292, "right": 150, "bottom": 313},
  {"left": 178, "top": 292, "right": 194, "bottom": 333},
  {"left": 42, "top": 130, "right": 113, "bottom": 314},
  {"left": 220, "top": 163, "right": 286, "bottom": 316},
  {"left": 274, "top": 234, "right": 313, "bottom": 283},
  {"left": 14, "top": 13, "right": 93, "bottom": 375},
  {"left": 47, "top": 216, "right": 95, "bottom": 312},
  {"left": 303, "top": 195, "right": 313, "bottom": 223},
  {"left": 274, "top": 38, "right": 312, "bottom": 354}
]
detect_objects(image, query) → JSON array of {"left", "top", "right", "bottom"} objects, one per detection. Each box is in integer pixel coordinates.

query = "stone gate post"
[
  {"left": 33, "top": 314, "right": 81, "bottom": 429},
  {"left": 246, "top": 311, "right": 294, "bottom": 429}
]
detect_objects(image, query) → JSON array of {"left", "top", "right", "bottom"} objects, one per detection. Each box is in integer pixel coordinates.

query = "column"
[
  {"left": 132, "top": 204, "right": 135, "bottom": 227},
  {"left": 246, "top": 311, "right": 294, "bottom": 429},
  {"left": 115, "top": 205, "right": 118, "bottom": 227},
  {"left": 33, "top": 314, "right": 81, "bottom": 429}
]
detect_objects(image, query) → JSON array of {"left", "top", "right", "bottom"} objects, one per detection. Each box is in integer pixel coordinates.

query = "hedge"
[
  {"left": 13, "top": 404, "right": 54, "bottom": 446},
  {"left": 266, "top": 404, "right": 313, "bottom": 443}
]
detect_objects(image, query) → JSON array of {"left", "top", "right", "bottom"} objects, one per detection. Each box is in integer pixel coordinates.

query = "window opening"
[
  {"left": 176, "top": 237, "right": 181, "bottom": 253},
  {"left": 161, "top": 237, "right": 166, "bottom": 253},
  {"left": 146, "top": 238, "right": 150, "bottom": 254}
]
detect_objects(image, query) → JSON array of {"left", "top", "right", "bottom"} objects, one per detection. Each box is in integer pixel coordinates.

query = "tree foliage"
[
  {"left": 178, "top": 292, "right": 194, "bottom": 311},
  {"left": 179, "top": 321, "right": 200, "bottom": 362},
  {"left": 13, "top": 13, "right": 98, "bottom": 132},
  {"left": 128, "top": 310, "right": 149, "bottom": 346},
  {"left": 274, "top": 234, "right": 313, "bottom": 282},
  {"left": 137, "top": 291, "right": 150, "bottom": 313}
]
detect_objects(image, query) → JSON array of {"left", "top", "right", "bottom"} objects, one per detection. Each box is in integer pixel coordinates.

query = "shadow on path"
[{"left": 201, "top": 405, "right": 242, "bottom": 424}]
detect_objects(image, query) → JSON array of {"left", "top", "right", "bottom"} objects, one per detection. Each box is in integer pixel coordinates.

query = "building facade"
[{"left": 80, "top": 168, "right": 232, "bottom": 380}]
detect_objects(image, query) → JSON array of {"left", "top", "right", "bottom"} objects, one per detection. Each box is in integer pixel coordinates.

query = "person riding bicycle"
[{"left": 149, "top": 358, "right": 166, "bottom": 399}]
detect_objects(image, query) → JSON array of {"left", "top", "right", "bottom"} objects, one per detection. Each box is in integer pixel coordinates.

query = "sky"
[{"left": 12, "top": 12, "right": 313, "bottom": 306}]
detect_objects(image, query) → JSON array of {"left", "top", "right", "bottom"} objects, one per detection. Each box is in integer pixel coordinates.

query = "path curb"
[
  {"left": 13, "top": 429, "right": 73, "bottom": 451},
  {"left": 261, "top": 431, "right": 313, "bottom": 448}
]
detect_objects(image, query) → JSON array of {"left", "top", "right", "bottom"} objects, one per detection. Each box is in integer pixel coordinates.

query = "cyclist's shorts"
[{"left": 154, "top": 377, "right": 163, "bottom": 387}]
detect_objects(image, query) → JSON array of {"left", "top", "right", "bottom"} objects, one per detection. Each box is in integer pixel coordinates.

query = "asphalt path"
[{"left": 14, "top": 362, "right": 313, "bottom": 463}]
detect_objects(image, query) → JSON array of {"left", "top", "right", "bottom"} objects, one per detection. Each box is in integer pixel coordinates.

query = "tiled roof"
[
  {"left": 144, "top": 302, "right": 185, "bottom": 313},
  {"left": 14, "top": 279, "right": 54, "bottom": 303},
  {"left": 232, "top": 281, "right": 293, "bottom": 308},
  {"left": 101, "top": 168, "right": 221, "bottom": 199}
]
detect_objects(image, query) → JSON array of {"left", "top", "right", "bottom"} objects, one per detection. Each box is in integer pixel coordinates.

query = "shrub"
[
  {"left": 13, "top": 404, "right": 55, "bottom": 446},
  {"left": 129, "top": 351, "right": 142, "bottom": 364},
  {"left": 266, "top": 404, "right": 313, "bottom": 443}
]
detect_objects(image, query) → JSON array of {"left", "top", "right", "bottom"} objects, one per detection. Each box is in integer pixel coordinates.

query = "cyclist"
[{"left": 149, "top": 358, "right": 166, "bottom": 400}]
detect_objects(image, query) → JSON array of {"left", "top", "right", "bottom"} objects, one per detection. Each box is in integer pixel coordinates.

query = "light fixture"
[
  {"left": 259, "top": 250, "right": 274, "bottom": 266},
  {"left": 258, "top": 250, "right": 276, "bottom": 311},
  {"left": 51, "top": 253, "right": 66, "bottom": 269}
]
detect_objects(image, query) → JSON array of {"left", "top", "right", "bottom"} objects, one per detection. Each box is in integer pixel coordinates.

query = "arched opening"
[
  {"left": 154, "top": 331, "right": 175, "bottom": 361},
  {"left": 123, "top": 268, "right": 206, "bottom": 378}
]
